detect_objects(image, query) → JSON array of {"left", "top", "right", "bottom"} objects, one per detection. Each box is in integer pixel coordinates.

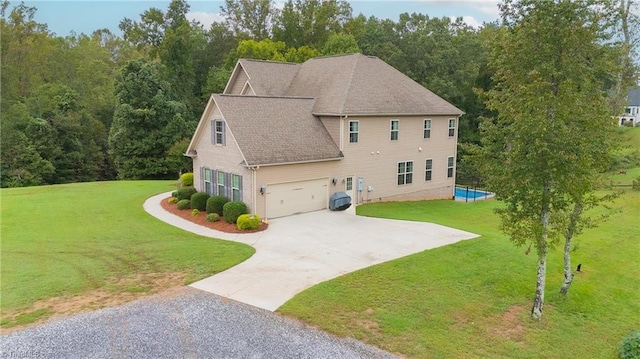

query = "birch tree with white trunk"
[{"left": 478, "top": 0, "right": 621, "bottom": 320}]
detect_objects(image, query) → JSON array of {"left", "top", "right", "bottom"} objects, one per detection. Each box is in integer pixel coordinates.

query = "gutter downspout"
[{"left": 250, "top": 166, "right": 259, "bottom": 215}]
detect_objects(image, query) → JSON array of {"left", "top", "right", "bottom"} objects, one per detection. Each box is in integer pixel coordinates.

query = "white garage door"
[{"left": 266, "top": 178, "right": 328, "bottom": 219}]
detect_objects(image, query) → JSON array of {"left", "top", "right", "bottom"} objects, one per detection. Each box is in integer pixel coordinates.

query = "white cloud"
[
  {"left": 413, "top": 0, "right": 500, "bottom": 17},
  {"left": 449, "top": 15, "right": 482, "bottom": 29},
  {"left": 186, "top": 12, "right": 224, "bottom": 29}
]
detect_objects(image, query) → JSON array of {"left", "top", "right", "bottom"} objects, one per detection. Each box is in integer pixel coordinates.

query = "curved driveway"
[{"left": 144, "top": 192, "right": 479, "bottom": 311}]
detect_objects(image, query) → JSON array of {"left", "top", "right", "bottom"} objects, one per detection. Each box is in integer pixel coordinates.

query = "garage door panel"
[{"left": 266, "top": 179, "right": 328, "bottom": 218}]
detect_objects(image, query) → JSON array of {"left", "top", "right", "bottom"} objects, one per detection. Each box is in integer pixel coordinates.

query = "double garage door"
[{"left": 266, "top": 178, "right": 328, "bottom": 219}]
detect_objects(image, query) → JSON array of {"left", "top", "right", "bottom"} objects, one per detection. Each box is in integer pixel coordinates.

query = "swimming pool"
[{"left": 454, "top": 187, "right": 493, "bottom": 201}]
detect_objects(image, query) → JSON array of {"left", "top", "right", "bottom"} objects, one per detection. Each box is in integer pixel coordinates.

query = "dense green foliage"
[
  {"left": 206, "top": 213, "right": 220, "bottom": 222},
  {"left": 176, "top": 199, "right": 191, "bottom": 210},
  {"left": 180, "top": 172, "right": 194, "bottom": 187},
  {"left": 176, "top": 186, "right": 197, "bottom": 201},
  {"left": 281, "top": 191, "right": 640, "bottom": 358},
  {"left": 0, "top": 181, "right": 254, "bottom": 327},
  {"left": 222, "top": 201, "right": 248, "bottom": 223},
  {"left": 206, "top": 195, "right": 229, "bottom": 215},
  {"left": 236, "top": 213, "right": 261, "bottom": 230},
  {"left": 620, "top": 330, "right": 640, "bottom": 359},
  {"left": 190, "top": 191, "right": 210, "bottom": 211}
]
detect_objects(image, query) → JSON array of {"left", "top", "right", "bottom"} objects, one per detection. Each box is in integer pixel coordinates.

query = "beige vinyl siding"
[
  {"left": 319, "top": 116, "right": 340, "bottom": 147},
  {"left": 226, "top": 67, "right": 250, "bottom": 95},
  {"left": 337, "top": 115, "right": 457, "bottom": 203},
  {"left": 191, "top": 103, "right": 254, "bottom": 212}
]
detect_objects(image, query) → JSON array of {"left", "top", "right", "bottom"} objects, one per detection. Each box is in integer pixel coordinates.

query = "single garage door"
[{"left": 266, "top": 178, "right": 328, "bottom": 218}]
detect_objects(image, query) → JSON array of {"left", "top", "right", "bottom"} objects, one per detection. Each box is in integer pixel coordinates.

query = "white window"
[
  {"left": 390, "top": 120, "right": 399, "bottom": 141},
  {"left": 349, "top": 120, "right": 359, "bottom": 143},
  {"left": 232, "top": 174, "right": 242, "bottom": 201},
  {"left": 346, "top": 177, "right": 353, "bottom": 191},
  {"left": 448, "top": 119, "right": 456, "bottom": 137},
  {"left": 425, "top": 159, "right": 433, "bottom": 181},
  {"left": 447, "top": 156, "right": 455, "bottom": 178},
  {"left": 423, "top": 119, "right": 431, "bottom": 139},
  {"left": 397, "top": 161, "right": 413, "bottom": 185},
  {"left": 212, "top": 119, "right": 225, "bottom": 145}
]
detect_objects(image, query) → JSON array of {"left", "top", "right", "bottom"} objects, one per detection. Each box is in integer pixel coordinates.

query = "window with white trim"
[
  {"left": 349, "top": 120, "right": 359, "bottom": 143},
  {"left": 448, "top": 119, "right": 456, "bottom": 137},
  {"left": 346, "top": 177, "right": 353, "bottom": 191},
  {"left": 447, "top": 156, "right": 455, "bottom": 178},
  {"left": 397, "top": 161, "right": 413, "bottom": 185},
  {"left": 390, "top": 120, "right": 399, "bottom": 141},
  {"left": 232, "top": 174, "right": 242, "bottom": 201},
  {"left": 425, "top": 159, "right": 433, "bottom": 181},
  {"left": 212, "top": 119, "right": 225, "bottom": 145},
  {"left": 423, "top": 119, "right": 431, "bottom": 139}
]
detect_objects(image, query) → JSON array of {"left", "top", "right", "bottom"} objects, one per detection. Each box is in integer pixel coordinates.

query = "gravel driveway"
[{"left": 0, "top": 288, "right": 396, "bottom": 359}]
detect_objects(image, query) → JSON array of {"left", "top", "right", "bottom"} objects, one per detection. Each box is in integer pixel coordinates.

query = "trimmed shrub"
[
  {"left": 177, "top": 199, "right": 191, "bottom": 210},
  {"left": 206, "top": 213, "right": 220, "bottom": 222},
  {"left": 191, "top": 209, "right": 200, "bottom": 217},
  {"left": 620, "top": 330, "right": 640, "bottom": 359},
  {"left": 176, "top": 186, "right": 197, "bottom": 201},
  {"left": 167, "top": 197, "right": 178, "bottom": 204},
  {"left": 171, "top": 191, "right": 178, "bottom": 198},
  {"left": 236, "top": 214, "right": 261, "bottom": 230},
  {"left": 180, "top": 172, "right": 194, "bottom": 187},
  {"left": 206, "top": 195, "right": 229, "bottom": 215},
  {"left": 223, "top": 201, "right": 248, "bottom": 223},
  {"left": 190, "top": 192, "right": 210, "bottom": 211}
]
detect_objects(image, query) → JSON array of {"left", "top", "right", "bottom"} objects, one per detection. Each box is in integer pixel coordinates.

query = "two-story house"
[
  {"left": 186, "top": 53, "right": 463, "bottom": 219},
  {"left": 619, "top": 87, "right": 640, "bottom": 127}
]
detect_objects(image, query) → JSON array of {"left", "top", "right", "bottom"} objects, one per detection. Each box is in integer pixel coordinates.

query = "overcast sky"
[{"left": 20, "top": 0, "right": 501, "bottom": 36}]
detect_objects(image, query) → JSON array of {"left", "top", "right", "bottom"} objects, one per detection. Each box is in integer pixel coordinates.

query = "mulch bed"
[{"left": 160, "top": 197, "right": 268, "bottom": 234}]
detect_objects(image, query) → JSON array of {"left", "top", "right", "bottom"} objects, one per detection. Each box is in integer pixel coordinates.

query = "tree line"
[{"left": 1, "top": 0, "right": 497, "bottom": 186}]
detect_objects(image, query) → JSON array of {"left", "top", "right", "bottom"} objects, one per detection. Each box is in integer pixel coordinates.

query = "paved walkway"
[{"left": 144, "top": 192, "right": 479, "bottom": 311}]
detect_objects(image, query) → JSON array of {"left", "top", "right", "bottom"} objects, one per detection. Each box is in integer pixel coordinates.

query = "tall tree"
[
  {"left": 478, "top": 0, "right": 620, "bottom": 320},
  {"left": 108, "top": 59, "right": 189, "bottom": 179},
  {"left": 273, "top": 0, "right": 352, "bottom": 49},
  {"left": 220, "top": 0, "right": 275, "bottom": 40}
]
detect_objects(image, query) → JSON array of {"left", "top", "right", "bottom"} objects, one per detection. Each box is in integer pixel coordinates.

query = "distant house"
[
  {"left": 619, "top": 87, "right": 640, "bottom": 127},
  {"left": 186, "top": 54, "right": 463, "bottom": 219}
]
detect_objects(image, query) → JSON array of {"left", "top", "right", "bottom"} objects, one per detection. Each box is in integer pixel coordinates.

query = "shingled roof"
[
  {"left": 213, "top": 94, "right": 343, "bottom": 166},
  {"left": 237, "top": 53, "right": 463, "bottom": 116},
  {"left": 236, "top": 59, "right": 300, "bottom": 96}
]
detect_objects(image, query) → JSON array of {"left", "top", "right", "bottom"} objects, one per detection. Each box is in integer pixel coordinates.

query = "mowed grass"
[
  {"left": 279, "top": 192, "right": 640, "bottom": 358},
  {"left": 0, "top": 181, "right": 254, "bottom": 327}
]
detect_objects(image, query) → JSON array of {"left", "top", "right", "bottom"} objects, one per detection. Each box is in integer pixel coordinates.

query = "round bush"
[
  {"left": 180, "top": 172, "right": 194, "bottom": 187},
  {"left": 236, "top": 214, "right": 261, "bottom": 230},
  {"left": 620, "top": 330, "right": 640, "bottom": 359},
  {"left": 177, "top": 199, "right": 191, "bottom": 210},
  {"left": 206, "top": 195, "right": 229, "bottom": 215},
  {"left": 176, "top": 186, "right": 197, "bottom": 201},
  {"left": 190, "top": 192, "right": 210, "bottom": 211},
  {"left": 191, "top": 209, "right": 200, "bottom": 217},
  {"left": 171, "top": 191, "right": 178, "bottom": 198},
  {"left": 206, "top": 213, "right": 220, "bottom": 222},
  {"left": 167, "top": 197, "right": 178, "bottom": 204},
  {"left": 223, "top": 201, "right": 248, "bottom": 223}
]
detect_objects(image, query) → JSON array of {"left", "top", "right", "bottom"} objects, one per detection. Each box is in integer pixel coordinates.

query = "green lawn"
[
  {"left": 279, "top": 192, "right": 640, "bottom": 358},
  {"left": 0, "top": 181, "right": 254, "bottom": 327}
]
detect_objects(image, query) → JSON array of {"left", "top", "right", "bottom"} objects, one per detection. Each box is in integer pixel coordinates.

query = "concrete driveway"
[{"left": 144, "top": 193, "right": 478, "bottom": 311}]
